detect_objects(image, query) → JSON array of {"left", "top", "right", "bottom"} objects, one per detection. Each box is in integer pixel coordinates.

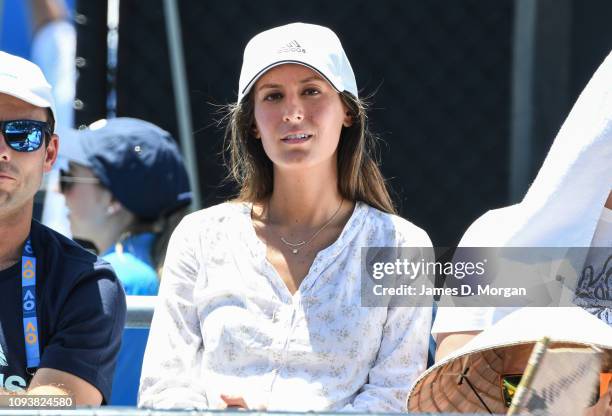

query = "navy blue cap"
[{"left": 63, "top": 118, "right": 192, "bottom": 220}]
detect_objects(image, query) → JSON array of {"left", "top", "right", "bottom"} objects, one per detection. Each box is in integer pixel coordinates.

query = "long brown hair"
[{"left": 224, "top": 90, "right": 396, "bottom": 214}]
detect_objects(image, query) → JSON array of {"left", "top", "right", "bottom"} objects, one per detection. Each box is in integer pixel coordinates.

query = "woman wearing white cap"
[{"left": 139, "top": 23, "right": 433, "bottom": 411}]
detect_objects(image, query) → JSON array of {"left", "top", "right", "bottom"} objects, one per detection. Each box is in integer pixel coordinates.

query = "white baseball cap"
[
  {"left": 238, "top": 22, "right": 358, "bottom": 102},
  {"left": 0, "top": 51, "right": 56, "bottom": 131}
]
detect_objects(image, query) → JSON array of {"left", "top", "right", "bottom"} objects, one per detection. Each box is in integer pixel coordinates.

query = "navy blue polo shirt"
[{"left": 0, "top": 220, "right": 126, "bottom": 403}]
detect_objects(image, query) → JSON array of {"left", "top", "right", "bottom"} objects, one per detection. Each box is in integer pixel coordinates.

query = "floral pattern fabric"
[{"left": 138, "top": 201, "right": 432, "bottom": 412}]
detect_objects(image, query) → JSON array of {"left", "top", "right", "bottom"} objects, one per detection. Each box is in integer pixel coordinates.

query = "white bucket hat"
[
  {"left": 0, "top": 51, "right": 56, "bottom": 131},
  {"left": 408, "top": 308, "right": 612, "bottom": 414},
  {"left": 237, "top": 22, "right": 358, "bottom": 102}
]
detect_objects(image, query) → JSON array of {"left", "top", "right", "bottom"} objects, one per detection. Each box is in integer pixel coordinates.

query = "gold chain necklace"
[{"left": 272, "top": 199, "right": 344, "bottom": 255}]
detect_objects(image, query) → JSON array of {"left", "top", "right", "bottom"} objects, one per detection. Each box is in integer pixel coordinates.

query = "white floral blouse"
[{"left": 138, "top": 201, "right": 432, "bottom": 412}]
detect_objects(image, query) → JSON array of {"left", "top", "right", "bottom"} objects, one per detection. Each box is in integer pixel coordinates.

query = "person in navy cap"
[
  {"left": 60, "top": 117, "right": 193, "bottom": 294},
  {"left": 0, "top": 51, "right": 125, "bottom": 404},
  {"left": 60, "top": 117, "right": 192, "bottom": 406}
]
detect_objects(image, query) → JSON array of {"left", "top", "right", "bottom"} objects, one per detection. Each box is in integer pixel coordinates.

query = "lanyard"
[{"left": 21, "top": 237, "right": 40, "bottom": 370}]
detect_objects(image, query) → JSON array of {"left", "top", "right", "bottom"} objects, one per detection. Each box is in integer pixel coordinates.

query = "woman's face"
[
  {"left": 252, "top": 64, "right": 351, "bottom": 172},
  {"left": 62, "top": 163, "right": 112, "bottom": 241}
]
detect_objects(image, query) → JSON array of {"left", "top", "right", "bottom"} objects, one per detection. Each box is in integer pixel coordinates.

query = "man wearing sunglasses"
[{"left": 0, "top": 52, "right": 126, "bottom": 405}]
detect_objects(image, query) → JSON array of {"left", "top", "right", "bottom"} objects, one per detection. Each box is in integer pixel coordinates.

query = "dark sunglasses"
[
  {"left": 59, "top": 169, "right": 101, "bottom": 194},
  {"left": 0, "top": 119, "right": 51, "bottom": 152}
]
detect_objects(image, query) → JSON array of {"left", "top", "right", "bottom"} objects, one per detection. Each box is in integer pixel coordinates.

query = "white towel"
[{"left": 432, "top": 50, "right": 612, "bottom": 335}]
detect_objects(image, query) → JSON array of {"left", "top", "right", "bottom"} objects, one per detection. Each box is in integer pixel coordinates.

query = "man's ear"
[{"left": 43, "top": 134, "right": 59, "bottom": 172}]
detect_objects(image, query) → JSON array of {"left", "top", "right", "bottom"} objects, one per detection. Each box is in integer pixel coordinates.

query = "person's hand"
[
  {"left": 220, "top": 394, "right": 267, "bottom": 411},
  {"left": 584, "top": 384, "right": 612, "bottom": 416},
  {"left": 220, "top": 394, "right": 249, "bottom": 410}
]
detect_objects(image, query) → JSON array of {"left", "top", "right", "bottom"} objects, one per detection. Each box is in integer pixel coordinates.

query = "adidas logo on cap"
[{"left": 278, "top": 40, "right": 306, "bottom": 54}]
